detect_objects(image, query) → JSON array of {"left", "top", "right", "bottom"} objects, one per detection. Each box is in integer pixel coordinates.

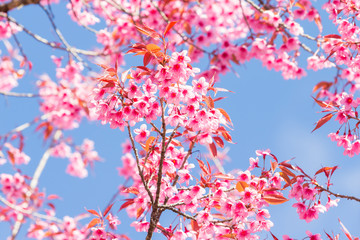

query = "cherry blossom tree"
[{"left": 1, "top": 0, "right": 360, "bottom": 239}]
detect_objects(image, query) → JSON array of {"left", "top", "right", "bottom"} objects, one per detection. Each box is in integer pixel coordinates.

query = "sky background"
[{"left": 1, "top": 1, "right": 360, "bottom": 239}]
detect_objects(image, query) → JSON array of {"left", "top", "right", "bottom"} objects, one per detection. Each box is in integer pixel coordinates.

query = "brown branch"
[
  {"left": 0, "top": 0, "right": 39, "bottom": 13},
  {"left": 315, "top": 183, "right": 360, "bottom": 203},
  {"left": 126, "top": 124, "right": 154, "bottom": 205}
]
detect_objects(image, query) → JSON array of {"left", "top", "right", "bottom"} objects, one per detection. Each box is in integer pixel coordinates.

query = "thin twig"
[
  {"left": 0, "top": 91, "right": 39, "bottom": 98},
  {"left": 0, "top": 195, "right": 62, "bottom": 223},
  {"left": 315, "top": 183, "right": 360, "bottom": 202},
  {"left": 11, "top": 129, "right": 62, "bottom": 239},
  {"left": 1, "top": 14, "right": 102, "bottom": 56},
  {"left": 38, "top": 4, "right": 88, "bottom": 68}
]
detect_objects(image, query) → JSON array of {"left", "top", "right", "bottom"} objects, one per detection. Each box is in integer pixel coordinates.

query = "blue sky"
[{"left": 1, "top": 1, "right": 360, "bottom": 239}]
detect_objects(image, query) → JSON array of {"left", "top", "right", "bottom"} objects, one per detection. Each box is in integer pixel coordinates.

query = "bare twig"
[
  {"left": 0, "top": 91, "right": 39, "bottom": 98},
  {"left": 38, "top": 4, "right": 88, "bottom": 67},
  {"left": 1, "top": 14, "right": 102, "bottom": 56},
  {"left": 0, "top": 195, "right": 62, "bottom": 223},
  {"left": 11, "top": 129, "right": 62, "bottom": 239}
]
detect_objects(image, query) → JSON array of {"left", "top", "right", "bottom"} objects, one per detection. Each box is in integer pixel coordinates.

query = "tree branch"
[{"left": 0, "top": 0, "right": 39, "bottom": 13}]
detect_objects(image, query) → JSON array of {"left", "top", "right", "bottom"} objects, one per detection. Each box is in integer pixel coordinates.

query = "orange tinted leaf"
[
  {"left": 146, "top": 44, "right": 161, "bottom": 53},
  {"left": 163, "top": 21, "right": 177, "bottom": 36},
  {"left": 312, "top": 81, "right": 332, "bottom": 93},
  {"left": 219, "top": 233, "right": 236, "bottom": 239},
  {"left": 263, "top": 194, "right": 288, "bottom": 205},
  {"left": 236, "top": 181, "right": 249, "bottom": 192},
  {"left": 270, "top": 160, "right": 278, "bottom": 173},
  {"left": 7, "top": 150, "right": 15, "bottom": 165},
  {"left": 312, "top": 113, "right": 333, "bottom": 132},
  {"left": 136, "top": 207, "right": 145, "bottom": 219},
  {"left": 123, "top": 187, "right": 139, "bottom": 195},
  {"left": 315, "top": 166, "right": 336, "bottom": 176},
  {"left": 184, "top": 22, "right": 192, "bottom": 35},
  {"left": 87, "top": 218, "right": 100, "bottom": 229},
  {"left": 221, "top": 131, "right": 233, "bottom": 143},
  {"left": 312, "top": 97, "right": 332, "bottom": 108},
  {"left": 279, "top": 171, "right": 292, "bottom": 187},
  {"left": 87, "top": 209, "right": 100, "bottom": 217},
  {"left": 145, "top": 136, "right": 156, "bottom": 152},
  {"left": 217, "top": 108, "right": 232, "bottom": 125}
]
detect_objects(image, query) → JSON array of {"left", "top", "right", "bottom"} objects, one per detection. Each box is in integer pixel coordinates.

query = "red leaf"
[
  {"left": 119, "top": 199, "right": 135, "bottom": 211},
  {"left": 163, "top": 21, "right": 177, "bottom": 36},
  {"left": 315, "top": 166, "right": 337, "bottom": 176},
  {"left": 103, "top": 202, "right": 114, "bottom": 217},
  {"left": 312, "top": 81, "right": 332, "bottom": 93},
  {"left": 270, "top": 160, "right": 278, "bottom": 173},
  {"left": 87, "top": 218, "right": 100, "bottom": 229},
  {"left": 47, "top": 194, "right": 61, "bottom": 200},
  {"left": 270, "top": 231, "right": 279, "bottom": 240},
  {"left": 262, "top": 194, "right": 288, "bottom": 205},
  {"left": 134, "top": 25, "right": 160, "bottom": 40},
  {"left": 312, "top": 113, "right": 334, "bottom": 132},
  {"left": 312, "top": 97, "right": 333, "bottom": 108},
  {"left": 213, "top": 136, "right": 224, "bottom": 148},
  {"left": 324, "top": 34, "right": 342, "bottom": 39},
  {"left": 143, "top": 52, "right": 153, "bottom": 66},
  {"left": 209, "top": 142, "right": 217, "bottom": 157},
  {"left": 339, "top": 219, "right": 353, "bottom": 240},
  {"left": 197, "top": 159, "right": 210, "bottom": 176}
]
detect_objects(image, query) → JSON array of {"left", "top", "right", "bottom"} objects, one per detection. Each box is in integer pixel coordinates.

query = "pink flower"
[
  {"left": 134, "top": 124, "right": 150, "bottom": 142},
  {"left": 192, "top": 77, "right": 209, "bottom": 95},
  {"left": 306, "top": 231, "right": 322, "bottom": 240}
]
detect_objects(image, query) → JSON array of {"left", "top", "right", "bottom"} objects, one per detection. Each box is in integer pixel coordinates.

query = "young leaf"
[
  {"left": 236, "top": 181, "right": 249, "bottom": 192},
  {"left": 262, "top": 194, "right": 288, "bottom": 205},
  {"left": 87, "top": 218, "right": 100, "bottom": 229},
  {"left": 209, "top": 142, "right": 217, "bottom": 157},
  {"left": 86, "top": 209, "right": 100, "bottom": 217},
  {"left": 146, "top": 44, "right": 161, "bottom": 53},
  {"left": 119, "top": 199, "right": 135, "bottom": 211},
  {"left": 163, "top": 21, "right": 177, "bottom": 36},
  {"left": 312, "top": 113, "right": 334, "bottom": 132},
  {"left": 103, "top": 202, "right": 115, "bottom": 217},
  {"left": 213, "top": 136, "right": 224, "bottom": 148},
  {"left": 217, "top": 108, "right": 232, "bottom": 125}
]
